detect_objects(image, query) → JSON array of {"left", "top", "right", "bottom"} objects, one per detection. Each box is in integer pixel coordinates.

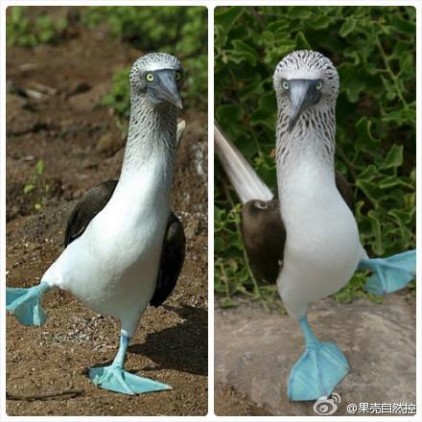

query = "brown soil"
[{"left": 6, "top": 7, "right": 208, "bottom": 416}]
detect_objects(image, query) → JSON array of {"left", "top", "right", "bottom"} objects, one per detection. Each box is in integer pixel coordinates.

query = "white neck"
[
  {"left": 275, "top": 103, "right": 336, "bottom": 198},
  {"left": 112, "top": 97, "right": 178, "bottom": 214}
]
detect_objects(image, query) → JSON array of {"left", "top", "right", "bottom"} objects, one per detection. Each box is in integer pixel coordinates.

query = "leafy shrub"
[
  {"left": 101, "top": 67, "right": 132, "bottom": 118},
  {"left": 215, "top": 6, "right": 416, "bottom": 305},
  {"left": 83, "top": 6, "right": 208, "bottom": 113},
  {"left": 7, "top": 7, "right": 67, "bottom": 46}
]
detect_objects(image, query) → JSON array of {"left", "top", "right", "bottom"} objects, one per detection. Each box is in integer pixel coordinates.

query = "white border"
[{"left": 1, "top": 0, "right": 420, "bottom": 421}]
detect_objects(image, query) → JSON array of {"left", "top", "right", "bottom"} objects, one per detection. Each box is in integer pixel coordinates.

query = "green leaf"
[
  {"left": 216, "top": 104, "right": 244, "bottom": 127},
  {"left": 287, "top": 7, "right": 313, "bottom": 20},
  {"left": 295, "top": 31, "right": 311, "bottom": 50},
  {"left": 388, "top": 11, "right": 416, "bottom": 35},
  {"left": 23, "top": 184, "right": 35, "bottom": 194},
  {"left": 250, "top": 91, "right": 276, "bottom": 129},
  {"left": 368, "top": 210, "right": 384, "bottom": 255},
  {"left": 35, "top": 160, "right": 44, "bottom": 175},
  {"left": 231, "top": 39, "right": 258, "bottom": 66},
  {"left": 215, "top": 7, "right": 244, "bottom": 31},
  {"left": 382, "top": 144, "right": 403, "bottom": 169},
  {"left": 355, "top": 117, "right": 380, "bottom": 154},
  {"left": 340, "top": 17, "right": 356, "bottom": 37}
]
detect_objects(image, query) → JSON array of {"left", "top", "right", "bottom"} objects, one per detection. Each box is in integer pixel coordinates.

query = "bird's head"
[
  {"left": 273, "top": 50, "right": 339, "bottom": 131},
  {"left": 130, "top": 52, "right": 184, "bottom": 110}
]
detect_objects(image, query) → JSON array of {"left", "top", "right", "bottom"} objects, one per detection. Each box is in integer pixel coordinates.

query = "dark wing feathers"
[
  {"left": 241, "top": 198, "right": 285, "bottom": 284},
  {"left": 150, "top": 212, "right": 186, "bottom": 307},
  {"left": 65, "top": 180, "right": 185, "bottom": 306},
  {"left": 65, "top": 179, "right": 118, "bottom": 247}
]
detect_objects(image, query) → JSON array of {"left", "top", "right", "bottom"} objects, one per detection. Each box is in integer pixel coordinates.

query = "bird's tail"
[{"left": 214, "top": 123, "right": 273, "bottom": 204}]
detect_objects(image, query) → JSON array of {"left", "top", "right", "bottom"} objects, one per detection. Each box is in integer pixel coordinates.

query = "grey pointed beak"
[
  {"left": 151, "top": 69, "right": 183, "bottom": 109},
  {"left": 288, "top": 79, "right": 321, "bottom": 131}
]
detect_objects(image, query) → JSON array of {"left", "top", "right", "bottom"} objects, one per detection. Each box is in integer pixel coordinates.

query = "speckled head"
[
  {"left": 273, "top": 50, "right": 339, "bottom": 130},
  {"left": 132, "top": 52, "right": 182, "bottom": 73},
  {"left": 130, "top": 52, "right": 184, "bottom": 109}
]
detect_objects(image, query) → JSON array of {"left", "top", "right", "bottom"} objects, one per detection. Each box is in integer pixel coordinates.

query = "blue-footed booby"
[
  {"left": 7, "top": 52, "right": 186, "bottom": 395},
  {"left": 215, "top": 50, "right": 416, "bottom": 401}
]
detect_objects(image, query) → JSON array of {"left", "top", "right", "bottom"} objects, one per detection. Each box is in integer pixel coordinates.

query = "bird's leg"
[
  {"left": 288, "top": 315, "right": 350, "bottom": 401},
  {"left": 89, "top": 331, "right": 171, "bottom": 395},
  {"left": 359, "top": 250, "right": 416, "bottom": 295},
  {"left": 6, "top": 281, "right": 51, "bottom": 326},
  {"left": 111, "top": 333, "right": 129, "bottom": 369}
]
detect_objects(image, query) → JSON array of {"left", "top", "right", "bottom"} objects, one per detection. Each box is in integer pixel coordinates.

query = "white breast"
[
  {"left": 276, "top": 159, "right": 361, "bottom": 318},
  {"left": 42, "top": 157, "right": 170, "bottom": 336}
]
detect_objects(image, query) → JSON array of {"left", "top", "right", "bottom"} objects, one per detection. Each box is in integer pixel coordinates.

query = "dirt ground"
[{"left": 5, "top": 7, "right": 208, "bottom": 417}]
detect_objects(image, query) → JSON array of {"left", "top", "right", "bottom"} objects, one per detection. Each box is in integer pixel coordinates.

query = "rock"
[{"left": 215, "top": 295, "right": 416, "bottom": 416}]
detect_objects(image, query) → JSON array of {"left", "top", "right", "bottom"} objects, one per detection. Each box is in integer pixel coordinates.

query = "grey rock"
[{"left": 215, "top": 295, "right": 416, "bottom": 416}]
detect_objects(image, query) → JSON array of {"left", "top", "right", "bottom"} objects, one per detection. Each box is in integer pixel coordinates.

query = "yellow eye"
[
  {"left": 316, "top": 81, "right": 323, "bottom": 90},
  {"left": 146, "top": 73, "right": 154, "bottom": 82},
  {"left": 176, "top": 71, "right": 182, "bottom": 81},
  {"left": 282, "top": 80, "right": 289, "bottom": 90}
]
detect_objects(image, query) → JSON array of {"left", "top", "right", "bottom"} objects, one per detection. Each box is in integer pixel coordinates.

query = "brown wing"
[
  {"left": 150, "top": 212, "right": 186, "bottom": 307},
  {"left": 65, "top": 179, "right": 117, "bottom": 247},
  {"left": 241, "top": 198, "right": 285, "bottom": 284},
  {"left": 241, "top": 170, "right": 354, "bottom": 284}
]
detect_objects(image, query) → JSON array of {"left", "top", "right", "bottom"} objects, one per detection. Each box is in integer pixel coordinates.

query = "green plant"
[
  {"left": 82, "top": 6, "right": 208, "bottom": 114},
  {"left": 101, "top": 67, "right": 132, "bottom": 118},
  {"left": 215, "top": 6, "right": 416, "bottom": 306},
  {"left": 23, "top": 160, "right": 50, "bottom": 211},
  {"left": 7, "top": 7, "right": 67, "bottom": 47}
]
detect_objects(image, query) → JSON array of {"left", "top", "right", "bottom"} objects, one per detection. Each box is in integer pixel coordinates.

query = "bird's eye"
[
  {"left": 282, "top": 80, "right": 289, "bottom": 90},
  {"left": 146, "top": 73, "right": 154, "bottom": 82},
  {"left": 175, "top": 71, "right": 182, "bottom": 81},
  {"left": 316, "top": 81, "right": 323, "bottom": 90}
]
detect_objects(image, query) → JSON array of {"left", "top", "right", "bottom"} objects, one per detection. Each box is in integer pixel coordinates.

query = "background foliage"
[
  {"left": 215, "top": 6, "right": 416, "bottom": 307},
  {"left": 7, "top": 7, "right": 67, "bottom": 46},
  {"left": 7, "top": 6, "right": 208, "bottom": 114},
  {"left": 82, "top": 7, "right": 207, "bottom": 115}
]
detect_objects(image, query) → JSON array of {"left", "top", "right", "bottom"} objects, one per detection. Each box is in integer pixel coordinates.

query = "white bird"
[
  {"left": 273, "top": 51, "right": 362, "bottom": 401},
  {"left": 215, "top": 50, "right": 416, "bottom": 401},
  {"left": 7, "top": 52, "right": 186, "bottom": 395}
]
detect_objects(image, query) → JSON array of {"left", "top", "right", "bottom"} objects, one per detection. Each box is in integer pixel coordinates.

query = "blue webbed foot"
[
  {"left": 6, "top": 282, "right": 50, "bottom": 326},
  {"left": 288, "top": 340, "right": 350, "bottom": 401},
  {"left": 89, "top": 365, "right": 171, "bottom": 395},
  {"left": 359, "top": 250, "right": 416, "bottom": 295},
  {"left": 90, "top": 332, "right": 171, "bottom": 395},
  {"left": 288, "top": 316, "right": 350, "bottom": 401}
]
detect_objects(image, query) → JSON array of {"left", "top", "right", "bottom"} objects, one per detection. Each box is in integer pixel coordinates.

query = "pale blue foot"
[
  {"left": 288, "top": 316, "right": 350, "bottom": 401},
  {"left": 89, "top": 365, "right": 171, "bottom": 395},
  {"left": 359, "top": 250, "right": 416, "bottom": 295},
  {"left": 89, "top": 332, "right": 171, "bottom": 395},
  {"left": 6, "top": 282, "right": 50, "bottom": 326}
]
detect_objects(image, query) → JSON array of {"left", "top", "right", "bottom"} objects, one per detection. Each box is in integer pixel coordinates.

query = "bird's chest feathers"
[
  {"left": 279, "top": 157, "right": 358, "bottom": 258},
  {"left": 87, "top": 162, "right": 170, "bottom": 275}
]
